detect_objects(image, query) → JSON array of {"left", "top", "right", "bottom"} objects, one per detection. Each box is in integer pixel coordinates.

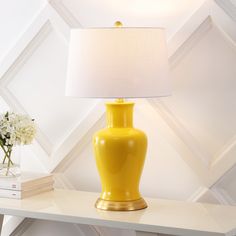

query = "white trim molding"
[
  {"left": 0, "top": 0, "right": 236, "bottom": 235},
  {"left": 215, "top": 0, "right": 236, "bottom": 22}
]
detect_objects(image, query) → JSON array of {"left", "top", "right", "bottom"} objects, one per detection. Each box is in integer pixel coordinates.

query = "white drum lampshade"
[{"left": 66, "top": 27, "right": 170, "bottom": 98}]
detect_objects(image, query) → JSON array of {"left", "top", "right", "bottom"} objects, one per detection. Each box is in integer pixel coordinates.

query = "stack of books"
[{"left": 0, "top": 172, "right": 54, "bottom": 199}]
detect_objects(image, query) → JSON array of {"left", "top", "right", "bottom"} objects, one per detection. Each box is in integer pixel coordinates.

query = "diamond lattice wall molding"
[{"left": 1, "top": 0, "right": 236, "bottom": 235}]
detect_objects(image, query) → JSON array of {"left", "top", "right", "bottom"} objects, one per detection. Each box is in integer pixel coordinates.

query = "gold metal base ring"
[{"left": 95, "top": 198, "right": 148, "bottom": 211}]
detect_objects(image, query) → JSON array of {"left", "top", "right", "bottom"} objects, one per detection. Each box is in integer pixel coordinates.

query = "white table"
[{"left": 0, "top": 189, "right": 236, "bottom": 236}]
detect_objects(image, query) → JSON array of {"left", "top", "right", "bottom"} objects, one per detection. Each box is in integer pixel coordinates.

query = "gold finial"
[
  {"left": 114, "top": 21, "right": 123, "bottom": 28},
  {"left": 115, "top": 98, "right": 125, "bottom": 103}
]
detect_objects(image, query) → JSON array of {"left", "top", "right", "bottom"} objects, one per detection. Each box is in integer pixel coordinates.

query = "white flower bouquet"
[{"left": 0, "top": 111, "right": 36, "bottom": 177}]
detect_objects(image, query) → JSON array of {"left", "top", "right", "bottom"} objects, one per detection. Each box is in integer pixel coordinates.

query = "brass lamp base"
[{"left": 95, "top": 198, "right": 147, "bottom": 211}]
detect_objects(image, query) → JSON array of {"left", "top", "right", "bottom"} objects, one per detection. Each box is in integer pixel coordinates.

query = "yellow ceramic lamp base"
[{"left": 93, "top": 99, "right": 147, "bottom": 211}]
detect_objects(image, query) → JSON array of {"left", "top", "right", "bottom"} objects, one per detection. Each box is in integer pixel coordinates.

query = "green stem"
[
  {"left": 2, "top": 146, "right": 11, "bottom": 164},
  {"left": 0, "top": 143, "right": 9, "bottom": 156},
  {"left": 6, "top": 153, "right": 11, "bottom": 176},
  {"left": 8, "top": 147, "right": 13, "bottom": 164},
  {"left": 1, "top": 144, "right": 13, "bottom": 165},
  {"left": 2, "top": 154, "right": 7, "bottom": 164}
]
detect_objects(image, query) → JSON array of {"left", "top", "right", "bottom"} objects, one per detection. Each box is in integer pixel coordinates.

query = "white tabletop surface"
[{"left": 0, "top": 189, "right": 236, "bottom": 236}]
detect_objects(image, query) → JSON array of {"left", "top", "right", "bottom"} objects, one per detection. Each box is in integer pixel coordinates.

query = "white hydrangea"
[{"left": 0, "top": 112, "right": 36, "bottom": 146}]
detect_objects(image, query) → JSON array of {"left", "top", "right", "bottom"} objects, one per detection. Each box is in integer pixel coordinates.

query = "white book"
[
  {"left": 0, "top": 184, "right": 54, "bottom": 199},
  {"left": 0, "top": 172, "right": 53, "bottom": 191}
]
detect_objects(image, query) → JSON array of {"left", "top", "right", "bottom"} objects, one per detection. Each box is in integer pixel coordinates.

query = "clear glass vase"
[{"left": 0, "top": 145, "right": 21, "bottom": 178}]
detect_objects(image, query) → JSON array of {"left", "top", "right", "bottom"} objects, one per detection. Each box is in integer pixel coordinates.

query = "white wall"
[
  {"left": 0, "top": 0, "right": 46, "bottom": 62},
  {"left": 0, "top": 0, "right": 236, "bottom": 235}
]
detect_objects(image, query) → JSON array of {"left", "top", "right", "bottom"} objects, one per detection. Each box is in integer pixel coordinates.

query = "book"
[
  {"left": 0, "top": 172, "right": 53, "bottom": 191},
  {"left": 0, "top": 182, "right": 54, "bottom": 199}
]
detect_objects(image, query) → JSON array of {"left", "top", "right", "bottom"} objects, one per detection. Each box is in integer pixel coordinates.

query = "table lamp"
[{"left": 66, "top": 22, "right": 170, "bottom": 211}]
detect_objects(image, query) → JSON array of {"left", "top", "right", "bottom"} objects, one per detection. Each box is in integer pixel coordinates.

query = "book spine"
[
  {"left": 0, "top": 189, "right": 21, "bottom": 199},
  {"left": 0, "top": 183, "right": 21, "bottom": 191}
]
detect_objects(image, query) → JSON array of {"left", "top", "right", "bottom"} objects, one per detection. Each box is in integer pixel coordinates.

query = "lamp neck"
[{"left": 106, "top": 100, "right": 134, "bottom": 128}]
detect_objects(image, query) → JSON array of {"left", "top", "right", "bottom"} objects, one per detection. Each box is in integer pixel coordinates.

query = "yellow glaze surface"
[{"left": 93, "top": 101, "right": 147, "bottom": 202}]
